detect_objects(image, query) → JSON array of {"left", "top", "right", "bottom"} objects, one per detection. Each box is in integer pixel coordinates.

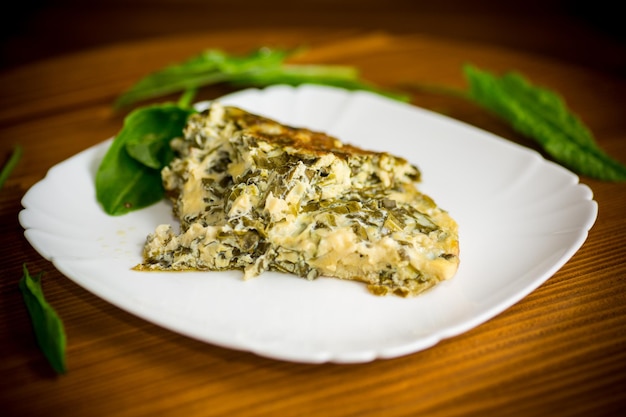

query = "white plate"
[{"left": 19, "top": 85, "right": 597, "bottom": 363}]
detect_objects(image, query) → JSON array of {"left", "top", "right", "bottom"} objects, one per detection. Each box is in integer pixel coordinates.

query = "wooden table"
[{"left": 1, "top": 29, "right": 625, "bottom": 417}]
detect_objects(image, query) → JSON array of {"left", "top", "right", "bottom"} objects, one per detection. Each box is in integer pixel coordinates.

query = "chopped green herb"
[
  {"left": 0, "top": 144, "right": 23, "bottom": 189},
  {"left": 19, "top": 264, "right": 67, "bottom": 374},
  {"left": 463, "top": 65, "right": 626, "bottom": 181}
]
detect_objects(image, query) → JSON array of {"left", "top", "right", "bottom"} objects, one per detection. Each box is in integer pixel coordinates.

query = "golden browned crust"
[{"left": 224, "top": 106, "right": 419, "bottom": 165}]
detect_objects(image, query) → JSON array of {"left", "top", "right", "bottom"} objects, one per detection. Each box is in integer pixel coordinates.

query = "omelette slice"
[{"left": 138, "top": 102, "right": 459, "bottom": 296}]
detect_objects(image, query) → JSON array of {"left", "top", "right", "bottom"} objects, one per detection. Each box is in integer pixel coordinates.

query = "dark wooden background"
[{"left": 2, "top": 0, "right": 625, "bottom": 77}]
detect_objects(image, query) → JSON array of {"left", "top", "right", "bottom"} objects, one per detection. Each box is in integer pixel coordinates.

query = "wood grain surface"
[{"left": 1, "top": 27, "right": 625, "bottom": 417}]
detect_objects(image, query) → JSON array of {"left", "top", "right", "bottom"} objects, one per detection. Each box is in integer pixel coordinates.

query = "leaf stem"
[{"left": 178, "top": 88, "right": 198, "bottom": 109}]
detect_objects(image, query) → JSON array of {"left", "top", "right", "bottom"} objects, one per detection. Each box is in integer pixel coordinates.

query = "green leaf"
[
  {"left": 230, "top": 64, "right": 410, "bottom": 102},
  {"left": 114, "top": 47, "right": 408, "bottom": 108},
  {"left": 464, "top": 64, "right": 626, "bottom": 181},
  {"left": 124, "top": 104, "right": 193, "bottom": 168},
  {"left": 96, "top": 103, "right": 196, "bottom": 215},
  {"left": 19, "top": 264, "right": 67, "bottom": 374},
  {"left": 125, "top": 132, "right": 173, "bottom": 170},
  {"left": 114, "top": 48, "right": 288, "bottom": 108},
  {"left": 0, "top": 144, "right": 23, "bottom": 189}
]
